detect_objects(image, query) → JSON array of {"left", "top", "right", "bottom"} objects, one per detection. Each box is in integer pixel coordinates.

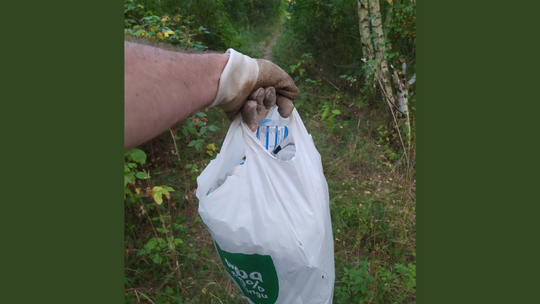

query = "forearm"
[{"left": 124, "top": 42, "right": 228, "bottom": 149}]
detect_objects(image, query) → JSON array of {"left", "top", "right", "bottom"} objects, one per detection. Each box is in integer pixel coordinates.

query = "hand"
[
  {"left": 207, "top": 49, "right": 299, "bottom": 125},
  {"left": 242, "top": 87, "right": 275, "bottom": 131}
]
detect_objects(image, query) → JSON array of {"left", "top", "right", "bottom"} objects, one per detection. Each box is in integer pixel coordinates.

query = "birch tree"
[
  {"left": 358, "top": 0, "right": 416, "bottom": 155},
  {"left": 369, "top": 0, "right": 393, "bottom": 103},
  {"left": 392, "top": 59, "right": 415, "bottom": 144},
  {"left": 357, "top": 0, "right": 374, "bottom": 60}
]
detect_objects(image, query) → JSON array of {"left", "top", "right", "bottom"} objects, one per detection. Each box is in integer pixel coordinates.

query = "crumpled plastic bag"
[{"left": 196, "top": 106, "right": 335, "bottom": 303}]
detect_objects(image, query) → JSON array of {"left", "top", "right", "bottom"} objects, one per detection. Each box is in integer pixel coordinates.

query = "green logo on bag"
[{"left": 214, "top": 241, "right": 279, "bottom": 303}]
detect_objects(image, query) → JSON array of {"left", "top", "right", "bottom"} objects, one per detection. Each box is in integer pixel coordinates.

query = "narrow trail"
[{"left": 263, "top": 30, "right": 279, "bottom": 60}]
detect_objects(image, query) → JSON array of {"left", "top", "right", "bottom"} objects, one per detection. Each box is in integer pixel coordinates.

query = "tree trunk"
[
  {"left": 392, "top": 60, "right": 415, "bottom": 145},
  {"left": 357, "top": 0, "right": 374, "bottom": 60},
  {"left": 368, "top": 0, "right": 394, "bottom": 107}
]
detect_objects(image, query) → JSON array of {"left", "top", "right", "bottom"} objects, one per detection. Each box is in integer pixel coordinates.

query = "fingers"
[
  {"left": 242, "top": 100, "right": 271, "bottom": 132},
  {"left": 249, "top": 87, "right": 266, "bottom": 114},
  {"left": 263, "top": 87, "right": 276, "bottom": 108},
  {"left": 249, "top": 87, "right": 277, "bottom": 114},
  {"left": 276, "top": 95, "right": 294, "bottom": 118},
  {"left": 242, "top": 100, "right": 259, "bottom": 131},
  {"left": 247, "top": 87, "right": 293, "bottom": 119},
  {"left": 249, "top": 87, "right": 265, "bottom": 103},
  {"left": 277, "top": 84, "right": 300, "bottom": 100}
]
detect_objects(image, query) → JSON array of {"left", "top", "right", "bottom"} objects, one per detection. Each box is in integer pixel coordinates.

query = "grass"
[{"left": 124, "top": 15, "right": 416, "bottom": 304}]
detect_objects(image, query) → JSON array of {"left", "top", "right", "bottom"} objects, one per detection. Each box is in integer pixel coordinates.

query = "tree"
[{"left": 357, "top": 0, "right": 416, "bottom": 158}]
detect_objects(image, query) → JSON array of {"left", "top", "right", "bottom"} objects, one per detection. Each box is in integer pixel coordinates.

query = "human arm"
[
  {"left": 124, "top": 41, "right": 228, "bottom": 149},
  {"left": 124, "top": 42, "right": 300, "bottom": 149}
]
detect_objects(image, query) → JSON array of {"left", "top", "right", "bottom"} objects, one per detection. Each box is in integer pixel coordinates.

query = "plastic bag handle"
[{"left": 240, "top": 109, "right": 316, "bottom": 160}]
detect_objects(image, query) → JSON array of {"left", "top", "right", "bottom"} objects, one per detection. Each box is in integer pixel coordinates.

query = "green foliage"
[
  {"left": 125, "top": 0, "right": 284, "bottom": 51},
  {"left": 274, "top": 0, "right": 365, "bottom": 85},
  {"left": 177, "top": 111, "right": 220, "bottom": 161},
  {"left": 320, "top": 102, "right": 341, "bottom": 132},
  {"left": 337, "top": 260, "right": 375, "bottom": 302},
  {"left": 124, "top": 0, "right": 209, "bottom": 50},
  {"left": 274, "top": 0, "right": 416, "bottom": 97},
  {"left": 335, "top": 258, "right": 416, "bottom": 303},
  {"left": 124, "top": 148, "right": 149, "bottom": 202}
]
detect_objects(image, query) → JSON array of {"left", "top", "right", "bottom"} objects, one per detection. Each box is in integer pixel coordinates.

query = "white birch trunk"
[
  {"left": 368, "top": 0, "right": 394, "bottom": 107},
  {"left": 392, "top": 61, "right": 413, "bottom": 144},
  {"left": 358, "top": 0, "right": 374, "bottom": 60}
]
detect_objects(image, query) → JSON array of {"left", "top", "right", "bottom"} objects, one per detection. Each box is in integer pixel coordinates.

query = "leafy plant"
[
  {"left": 178, "top": 111, "right": 219, "bottom": 156},
  {"left": 336, "top": 259, "right": 375, "bottom": 303},
  {"left": 124, "top": 2, "right": 209, "bottom": 50},
  {"left": 335, "top": 258, "right": 416, "bottom": 303},
  {"left": 321, "top": 102, "right": 341, "bottom": 132},
  {"left": 124, "top": 148, "right": 149, "bottom": 202}
]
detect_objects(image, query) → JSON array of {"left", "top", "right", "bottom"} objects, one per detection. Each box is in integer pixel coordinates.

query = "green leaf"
[
  {"left": 208, "top": 125, "right": 217, "bottom": 132},
  {"left": 196, "top": 112, "right": 207, "bottom": 117},
  {"left": 188, "top": 140, "right": 197, "bottom": 147},
  {"left": 135, "top": 172, "right": 148, "bottom": 179},
  {"left": 321, "top": 109, "right": 329, "bottom": 120},
  {"left": 153, "top": 193, "right": 163, "bottom": 205},
  {"left": 153, "top": 254, "right": 162, "bottom": 264},
  {"left": 124, "top": 175, "right": 130, "bottom": 187},
  {"left": 146, "top": 239, "right": 157, "bottom": 250},
  {"left": 332, "top": 109, "right": 341, "bottom": 115},
  {"left": 130, "top": 149, "right": 147, "bottom": 164}
]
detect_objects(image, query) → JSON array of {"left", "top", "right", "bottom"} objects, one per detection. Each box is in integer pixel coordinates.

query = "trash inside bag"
[{"left": 196, "top": 106, "right": 335, "bottom": 303}]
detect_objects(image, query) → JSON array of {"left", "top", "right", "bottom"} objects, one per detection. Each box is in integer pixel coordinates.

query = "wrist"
[{"left": 207, "top": 49, "right": 259, "bottom": 110}]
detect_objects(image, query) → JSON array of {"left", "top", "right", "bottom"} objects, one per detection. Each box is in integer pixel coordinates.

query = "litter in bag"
[{"left": 196, "top": 106, "right": 335, "bottom": 304}]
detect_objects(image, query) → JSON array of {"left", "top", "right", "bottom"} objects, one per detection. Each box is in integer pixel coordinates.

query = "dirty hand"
[{"left": 207, "top": 49, "right": 299, "bottom": 127}]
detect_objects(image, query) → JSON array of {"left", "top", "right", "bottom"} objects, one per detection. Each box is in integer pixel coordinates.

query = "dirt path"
[{"left": 263, "top": 32, "right": 278, "bottom": 60}]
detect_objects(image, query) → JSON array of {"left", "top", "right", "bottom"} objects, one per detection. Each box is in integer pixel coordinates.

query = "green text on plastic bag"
[{"left": 215, "top": 241, "right": 279, "bottom": 303}]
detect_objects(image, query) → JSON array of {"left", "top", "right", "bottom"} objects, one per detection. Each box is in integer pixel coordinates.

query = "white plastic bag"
[{"left": 196, "top": 106, "right": 335, "bottom": 304}]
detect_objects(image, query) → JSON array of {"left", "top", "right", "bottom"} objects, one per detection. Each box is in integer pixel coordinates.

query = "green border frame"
[
  {"left": 4, "top": 0, "right": 539, "bottom": 302},
  {"left": 420, "top": 1, "right": 539, "bottom": 303},
  {"left": 3, "top": 1, "right": 124, "bottom": 302}
]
